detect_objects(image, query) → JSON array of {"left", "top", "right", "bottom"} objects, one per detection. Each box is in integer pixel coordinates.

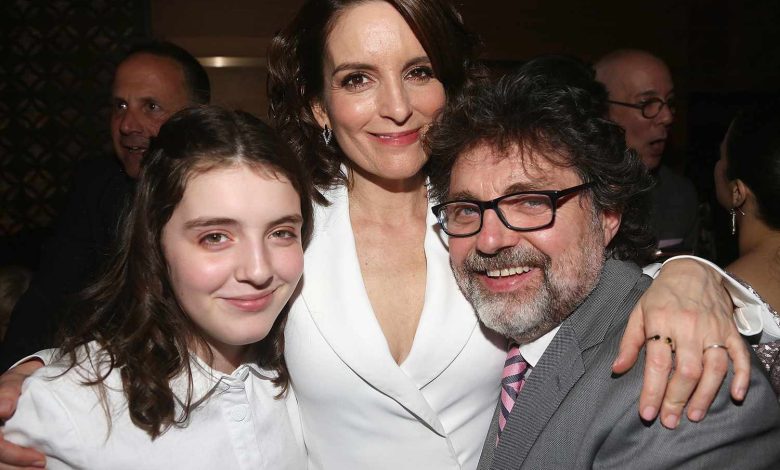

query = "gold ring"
[
  {"left": 703, "top": 344, "right": 728, "bottom": 353},
  {"left": 646, "top": 335, "right": 675, "bottom": 352}
]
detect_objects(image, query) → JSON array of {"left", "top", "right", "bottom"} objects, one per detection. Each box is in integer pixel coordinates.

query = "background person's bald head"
[{"left": 595, "top": 49, "right": 674, "bottom": 170}]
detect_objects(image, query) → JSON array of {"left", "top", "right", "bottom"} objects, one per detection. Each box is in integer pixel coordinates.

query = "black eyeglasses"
[
  {"left": 607, "top": 97, "right": 676, "bottom": 119},
  {"left": 432, "top": 182, "right": 594, "bottom": 238}
]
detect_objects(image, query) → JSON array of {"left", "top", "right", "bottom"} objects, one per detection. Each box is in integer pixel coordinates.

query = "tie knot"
[{"left": 503, "top": 344, "right": 528, "bottom": 380}]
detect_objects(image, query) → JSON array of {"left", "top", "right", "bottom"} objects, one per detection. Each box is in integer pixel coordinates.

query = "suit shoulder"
[
  {"left": 69, "top": 157, "right": 132, "bottom": 197},
  {"left": 657, "top": 165, "right": 697, "bottom": 198},
  {"left": 598, "top": 358, "right": 780, "bottom": 468}
]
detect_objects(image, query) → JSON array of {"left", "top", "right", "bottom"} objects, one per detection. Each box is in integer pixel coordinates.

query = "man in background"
[
  {"left": 595, "top": 49, "right": 698, "bottom": 254},
  {"left": 0, "top": 41, "right": 210, "bottom": 369}
]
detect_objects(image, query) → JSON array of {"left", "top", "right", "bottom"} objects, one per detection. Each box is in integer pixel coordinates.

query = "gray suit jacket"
[{"left": 478, "top": 259, "right": 780, "bottom": 470}]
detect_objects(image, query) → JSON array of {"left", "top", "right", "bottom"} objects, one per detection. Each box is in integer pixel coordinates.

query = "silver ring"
[{"left": 703, "top": 344, "right": 728, "bottom": 353}]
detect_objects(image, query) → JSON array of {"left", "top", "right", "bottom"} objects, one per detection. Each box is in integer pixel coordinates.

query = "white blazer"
[{"left": 285, "top": 185, "right": 507, "bottom": 470}]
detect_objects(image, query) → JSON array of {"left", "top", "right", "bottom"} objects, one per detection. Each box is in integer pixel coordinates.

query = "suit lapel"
[
  {"left": 299, "top": 186, "right": 481, "bottom": 435},
  {"left": 398, "top": 203, "right": 485, "bottom": 386},
  {"left": 491, "top": 325, "right": 585, "bottom": 469},
  {"left": 477, "top": 400, "right": 501, "bottom": 470}
]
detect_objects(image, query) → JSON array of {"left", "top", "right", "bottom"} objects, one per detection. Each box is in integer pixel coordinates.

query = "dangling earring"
[
  {"left": 730, "top": 208, "right": 737, "bottom": 235},
  {"left": 730, "top": 206, "right": 746, "bottom": 236},
  {"left": 322, "top": 125, "right": 333, "bottom": 145}
]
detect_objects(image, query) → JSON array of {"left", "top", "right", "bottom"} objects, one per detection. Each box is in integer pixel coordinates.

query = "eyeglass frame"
[
  {"left": 431, "top": 182, "right": 595, "bottom": 238},
  {"left": 606, "top": 97, "right": 676, "bottom": 119}
]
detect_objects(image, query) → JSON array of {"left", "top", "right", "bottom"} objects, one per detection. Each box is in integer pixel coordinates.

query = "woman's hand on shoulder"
[
  {"left": 612, "top": 258, "right": 750, "bottom": 429},
  {"left": 0, "top": 360, "right": 46, "bottom": 468}
]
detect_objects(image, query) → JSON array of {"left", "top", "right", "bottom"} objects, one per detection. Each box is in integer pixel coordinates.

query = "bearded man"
[{"left": 427, "top": 56, "right": 780, "bottom": 470}]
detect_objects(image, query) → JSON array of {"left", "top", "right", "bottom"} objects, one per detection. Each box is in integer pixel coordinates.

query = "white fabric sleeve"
[
  {"left": 644, "top": 255, "right": 776, "bottom": 340},
  {"left": 9, "top": 349, "right": 58, "bottom": 370},
  {"left": 641, "top": 262, "right": 662, "bottom": 278},
  {"left": 3, "top": 376, "right": 85, "bottom": 469}
]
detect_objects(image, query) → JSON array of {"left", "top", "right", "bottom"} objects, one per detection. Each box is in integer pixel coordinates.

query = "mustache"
[{"left": 460, "top": 246, "right": 550, "bottom": 273}]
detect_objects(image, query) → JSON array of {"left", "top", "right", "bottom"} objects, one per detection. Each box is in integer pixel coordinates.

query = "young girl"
[{"left": 3, "top": 106, "right": 312, "bottom": 469}]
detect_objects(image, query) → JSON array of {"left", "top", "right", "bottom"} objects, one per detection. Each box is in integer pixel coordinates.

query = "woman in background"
[{"left": 715, "top": 102, "right": 780, "bottom": 392}]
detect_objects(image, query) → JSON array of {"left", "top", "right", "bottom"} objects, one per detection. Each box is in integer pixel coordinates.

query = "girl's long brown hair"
[{"left": 58, "top": 106, "right": 313, "bottom": 438}]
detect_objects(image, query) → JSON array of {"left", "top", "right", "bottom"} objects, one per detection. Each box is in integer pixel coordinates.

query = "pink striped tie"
[{"left": 497, "top": 344, "right": 529, "bottom": 442}]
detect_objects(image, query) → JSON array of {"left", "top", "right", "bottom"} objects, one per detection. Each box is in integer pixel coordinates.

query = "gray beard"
[{"left": 452, "top": 224, "right": 605, "bottom": 345}]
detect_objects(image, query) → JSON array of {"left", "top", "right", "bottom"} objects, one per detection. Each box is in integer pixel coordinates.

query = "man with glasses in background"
[
  {"left": 595, "top": 49, "right": 699, "bottom": 256},
  {"left": 426, "top": 56, "right": 780, "bottom": 469}
]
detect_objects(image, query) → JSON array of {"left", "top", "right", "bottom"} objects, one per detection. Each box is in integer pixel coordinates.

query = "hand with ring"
[
  {"left": 646, "top": 334, "right": 676, "bottom": 352},
  {"left": 612, "top": 259, "right": 751, "bottom": 429}
]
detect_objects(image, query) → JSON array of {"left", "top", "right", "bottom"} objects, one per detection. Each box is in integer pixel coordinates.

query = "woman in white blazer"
[{"left": 266, "top": 1, "right": 767, "bottom": 469}]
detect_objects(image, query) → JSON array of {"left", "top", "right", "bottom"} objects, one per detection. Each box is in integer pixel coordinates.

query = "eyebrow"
[
  {"left": 268, "top": 214, "right": 304, "bottom": 227},
  {"left": 183, "top": 214, "right": 304, "bottom": 230},
  {"left": 111, "top": 94, "right": 161, "bottom": 101},
  {"left": 634, "top": 89, "right": 675, "bottom": 99},
  {"left": 331, "top": 55, "right": 432, "bottom": 76},
  {"left": 504, "top": 181, "right": 549, "bottom": 193},
  {"left": 183, "top": 217, "right": 239, "bottom": 230},
  {"left": 448, "top": 181, "right": 547, "bottom": 201}
]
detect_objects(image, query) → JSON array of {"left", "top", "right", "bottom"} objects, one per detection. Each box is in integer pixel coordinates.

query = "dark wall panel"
[{"left": 0, "top": 0, "right": 149, "bottom": 236}]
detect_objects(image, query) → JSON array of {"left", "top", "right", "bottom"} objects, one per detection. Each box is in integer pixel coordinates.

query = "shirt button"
[{"left": 230, "top": 404, "right": 248, "bottom": 422}]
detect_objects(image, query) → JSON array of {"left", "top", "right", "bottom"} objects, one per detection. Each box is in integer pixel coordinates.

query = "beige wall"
[{"left": 151, "top": 0, "right": 305, "bottom": 117}]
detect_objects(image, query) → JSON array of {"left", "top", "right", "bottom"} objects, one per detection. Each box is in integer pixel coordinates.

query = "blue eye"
[
  {"left": 457, "top": 206, "right": 479, "bottom": 217},
  {"left": 447, "top": 204, "right": 480, "bottom": 221}
]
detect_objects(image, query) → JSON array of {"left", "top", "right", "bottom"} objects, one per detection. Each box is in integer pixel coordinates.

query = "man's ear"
[
  {"left": 601, "top": 210, "right": 621, "bottom": 246},
  {"left": 310, "top": 98, "right": 330, "bottom": 129}
]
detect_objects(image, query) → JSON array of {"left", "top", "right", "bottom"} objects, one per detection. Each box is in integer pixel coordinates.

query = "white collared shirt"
[
  {"left": 518, "top": 326, "right": 561, "bottom": 369},
  {"left": 4, "top": 342, "right": 306, "bottom": 470}
]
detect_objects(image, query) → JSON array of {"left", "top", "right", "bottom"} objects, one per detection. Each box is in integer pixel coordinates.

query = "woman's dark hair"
[
  {"left": 725, "top": 102, "right": 780, "bottom": 229},
  {"left": 267, "top": 0, "right": 484, "bottom": 201},
  {"left": 58, "top": 105, "right": 313, "bottom": 439},
  {"left": 427, "top": 55, "right": 657, "bottom": 265}
]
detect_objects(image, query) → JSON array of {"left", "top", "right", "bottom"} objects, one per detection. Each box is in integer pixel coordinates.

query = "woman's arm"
[
  {"left": 613, "top": 258, "right": 752, "bottom": 429},
  {"left": 0, "top": 360, "right": 47, "bottom": 469}
]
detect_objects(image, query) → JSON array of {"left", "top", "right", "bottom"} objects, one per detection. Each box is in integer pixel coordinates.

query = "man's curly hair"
[{"left": 427, "top": 55, "right": 657, "bottom": 265}]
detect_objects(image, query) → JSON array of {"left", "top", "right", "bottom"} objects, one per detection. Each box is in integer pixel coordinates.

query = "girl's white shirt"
[{"left": 4, "top": 342, "right": 306, "bottom": 470}]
